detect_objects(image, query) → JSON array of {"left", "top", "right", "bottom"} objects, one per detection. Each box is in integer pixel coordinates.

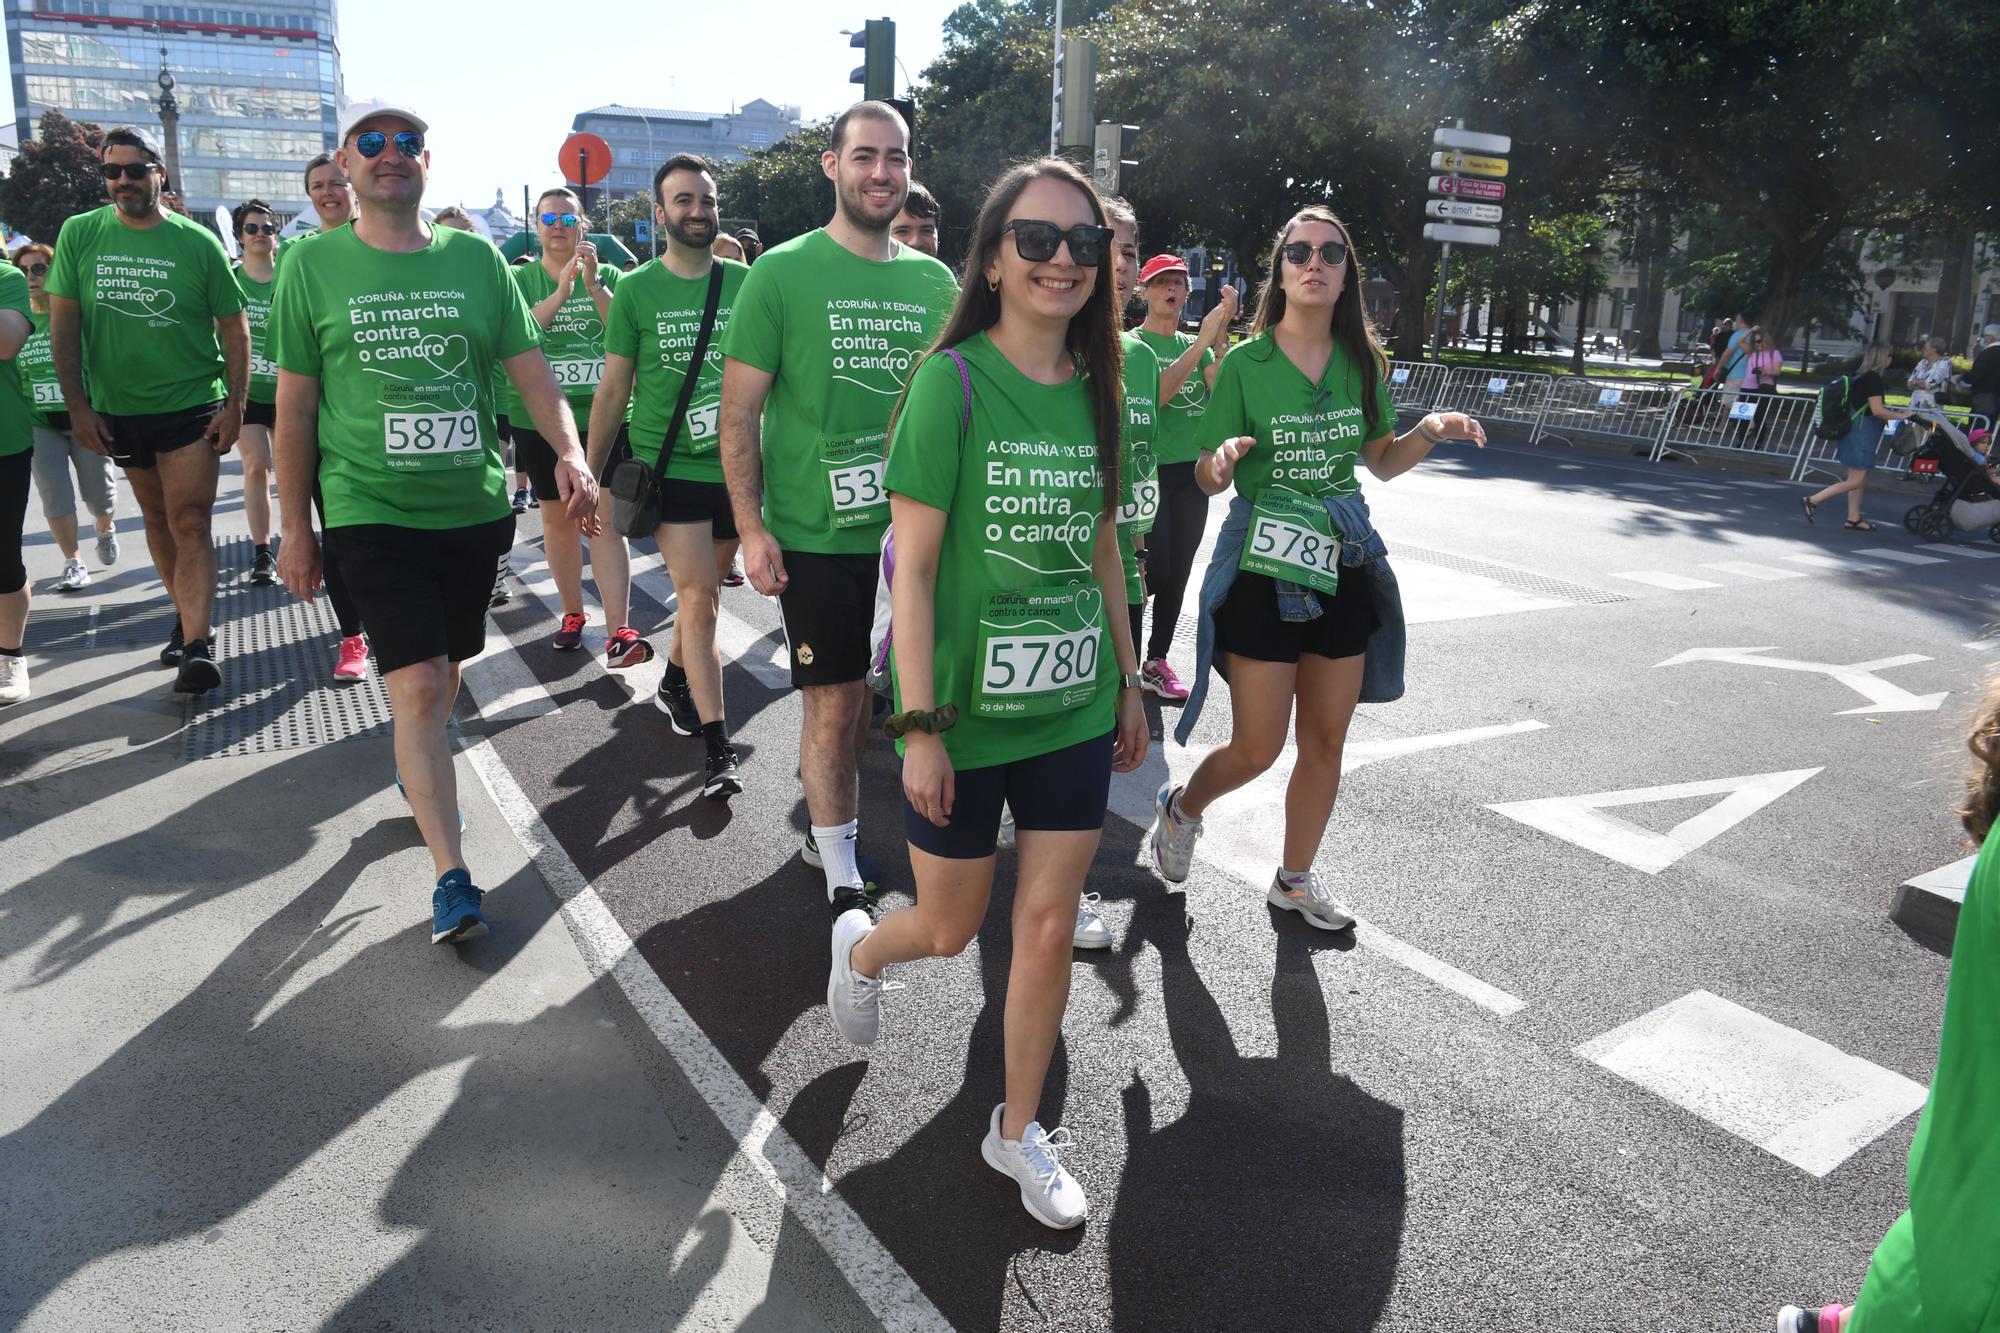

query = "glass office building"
[{"left": 4, "top": 0, "right": 341, "bottom": 220}]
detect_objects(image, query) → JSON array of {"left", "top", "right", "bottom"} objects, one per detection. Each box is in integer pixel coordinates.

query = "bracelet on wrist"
[{"left": 884, "top": 703, "right": 959, "bottom": 740}]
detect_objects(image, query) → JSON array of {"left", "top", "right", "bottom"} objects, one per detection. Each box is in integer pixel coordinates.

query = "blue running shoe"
[
  {"left": 396, "top": 771, "right": 467, "bottom": 832},
  {"left": 431, "top": 869, "right": 488, "bottom": 945}
]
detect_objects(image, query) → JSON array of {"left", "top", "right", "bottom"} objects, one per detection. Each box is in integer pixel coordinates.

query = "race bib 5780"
[
  {"left": 974, "top": 585, "right": 1103, "bottom": 717},
  {"left": 384, "top": 411, "right": 483, "bottom": 472}
]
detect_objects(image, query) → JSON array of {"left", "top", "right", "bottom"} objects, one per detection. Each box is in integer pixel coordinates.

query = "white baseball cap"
[{"left": 337, "top": 99, "right": 430, "bottom": 143}]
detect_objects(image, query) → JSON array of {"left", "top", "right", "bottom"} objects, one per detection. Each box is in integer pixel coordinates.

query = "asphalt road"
[{"left": 453, "top": 432, "right": 1995, "bottom": 1332}]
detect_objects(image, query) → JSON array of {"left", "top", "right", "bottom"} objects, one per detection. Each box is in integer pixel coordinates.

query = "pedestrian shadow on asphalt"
[{"left": 1106, "top": 888, "right": 1405, "bottom": 1330}]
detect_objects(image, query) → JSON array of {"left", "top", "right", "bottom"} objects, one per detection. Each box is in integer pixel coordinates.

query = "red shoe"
[
  {"left": 333, "top": 635, "right": 369, "bottom": 681},
  {"left": 552, "top": 612, "right": 587, "bottom": 651},
  {"left": 605, "top": 625, "right": 654, "bottom": 669}
]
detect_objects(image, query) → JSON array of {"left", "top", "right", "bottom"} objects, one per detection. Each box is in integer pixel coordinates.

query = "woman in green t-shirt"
[
  {"left": 15, "top": 242, "right": 118, "bottom": 594},
  {"left": 1148, "top": 206, "right": 1484, "bottom": 930},
  {"left": 827, "top": 157, "right": 1147, "bottom": 1232},
  {"left": 230, "top": 200, "right": 282, "bottom": 586}
]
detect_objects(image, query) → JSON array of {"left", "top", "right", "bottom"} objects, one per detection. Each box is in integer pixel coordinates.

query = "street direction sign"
[
  {"left": 1422, "top": 222, "right": 1502, "bottom": 247},
  {"left": 1430, "top": 150, "right": 1509, "bottom": 178},
  {"left": 1433, "top": 126, "right": 1511, "bottom": 155},
  {"left": 1426, "top": 199, "right": 1503, "bottom": 224},
  {"left": 1654, "top": 645, "right": 1948, "bottom": 714},
  {"left": 1488, "top": 768, "right": 1823, "bottom": 875},
  {"left": 1431, "top": 176, "right": 1506, "bottom": 200}
]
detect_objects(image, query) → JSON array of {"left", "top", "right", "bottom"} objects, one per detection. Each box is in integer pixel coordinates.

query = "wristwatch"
[{"left": 1120, "top": 671, "right": 1145, "bottom": 691}]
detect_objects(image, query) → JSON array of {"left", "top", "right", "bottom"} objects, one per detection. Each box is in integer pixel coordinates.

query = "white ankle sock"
[{"left": 812, "top": 820, "right": 861, "bottom": 899}]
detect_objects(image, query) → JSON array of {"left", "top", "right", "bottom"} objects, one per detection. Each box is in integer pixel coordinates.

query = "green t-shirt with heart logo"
[
  {"left": 234, "top": 265, "right": 279, "bottom": 405},
  {"left": 497, "top": 258, "right": 620, "bottom": 428},
  {"left": 603, "top": 256, "right": 748, "bottom": 483},
  {"left": 721, "top": 228, "right": 957, "bottom": 554},
  {"left": 269, "top": 223, "right": 542, "bottom": 531},
  {"left": 1134, "top": 327, "right": 1212, "bottom": 465},
  {"left": 884, "top": 332, "right": 1116, "bottom": 770},
  {"left": 0, "top": 265, "right": 33, "bottom": 456},
  {"left": 19, "top": 309, "right": 64, "bottom": 427},
  {"left": 1198, "top": 330, "right": 1394, "bottom": 503},
  {"left": 1116, "top": 332, "right": 1160, "bottom": 605},
  {"left": 45, "top": 206, "right": 247, "bottom": 416}
]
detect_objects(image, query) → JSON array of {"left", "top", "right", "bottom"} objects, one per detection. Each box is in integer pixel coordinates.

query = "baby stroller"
[{"left": 1899, "top": 417, "right": 2000, "bottom": 543}]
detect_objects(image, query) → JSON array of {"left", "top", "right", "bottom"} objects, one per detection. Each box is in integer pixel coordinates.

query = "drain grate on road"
[
  {"left": 1392, "top": 543, "right": 1633, "bottom": 606},
  {"left": 181, "top": 537, "right": 394, "bottom": 760}
]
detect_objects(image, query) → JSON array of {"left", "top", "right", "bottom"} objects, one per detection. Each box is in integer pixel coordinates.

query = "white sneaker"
[
  {"left": 827, "top": 908, "right": 898, "bottom": 1046},
  {"left": 0, "top": 655, "right": 28, "bottom": 705},
  {"left": 996, "top": 807, "right": 1016, "bottom": 849},
  {"left": 1267, "top": 870, "right": 1355, "bottom": 931},
  {"left": 980, "top": 1103, "right": 1087, "bottom": 1229},
  {"left": 1149, "top": 782, "right": 1203, "bottom": 883},
  {"left": 54, "top": 558, "right": 90, "bottom": 591},
  {"left": 1072, "top": 893, "right": 1113, "bottom": 949},
  {"left": 96, "top": 529, "right": 120, "bottom": 566}
]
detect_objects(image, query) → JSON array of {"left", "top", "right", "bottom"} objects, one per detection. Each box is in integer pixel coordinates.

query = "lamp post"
[
  {"left": 1871, "top": 267, "right": 1897, "bottom": 345},
  {"left": 1570, "top": 241, "right": 1603, "bottom": 374},
  {"left": 616, "top": 104, "right": 659, "bottom": 261},
  {"left": 155, "top": 43, "right": 182, "bottom": 200}
]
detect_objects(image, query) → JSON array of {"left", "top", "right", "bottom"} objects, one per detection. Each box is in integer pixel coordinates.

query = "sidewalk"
[{"left": 0, "top": 462, "right": 880, "bottom": 1331}]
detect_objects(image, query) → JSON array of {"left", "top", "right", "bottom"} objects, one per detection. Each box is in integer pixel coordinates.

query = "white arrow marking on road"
[
  {"left": 1346, "top": 719, "right": 1548, "bottom": 769},
  {"left": 1487, "top": 768, "right": 1822, "bottom": 875},
  {"left": 1654, "top": 646, "right": 1948, "bottom": 715}
]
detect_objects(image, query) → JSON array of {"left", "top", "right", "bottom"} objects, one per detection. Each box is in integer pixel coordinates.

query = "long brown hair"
[
  {"left": 900, "top": 157, "right": 1122, "bottom": 516},
  {"left": 1967, "top": 676, "right": 2000, "bottom": 840},
  {"left": 1249, "top": 206, "right": 1390, "bottom": 439}
]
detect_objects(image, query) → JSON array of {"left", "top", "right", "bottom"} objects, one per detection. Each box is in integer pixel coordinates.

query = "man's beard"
[
  {"left": 113, "top": 186, "right": 158, "bottom": 218},
  {"left": 665, "top": 214, "right": 715, "bottom": 249},
  {"left": 835, "top": 176, "right": 901, "bottom": 236}
]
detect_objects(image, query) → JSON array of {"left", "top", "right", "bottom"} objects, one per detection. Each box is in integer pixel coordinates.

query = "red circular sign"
[{"left": 558, "top": 132, "right": 612, "bottom": 185}]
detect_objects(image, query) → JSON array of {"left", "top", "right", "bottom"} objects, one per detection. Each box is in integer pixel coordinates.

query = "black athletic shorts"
[
  {"left": 512, "top": 419, "right": 627, "bottom": 501},
  {"left": 659, "top": 476, "right": 738, "bottom": 539},
  {"left": 1214, "top": 563, "right": 1378, "bottom": 665},
  {"left": 322, "top": 514, "right": 514, "bottom": 674},
  {"left": 777, "top": 549, "right": 878, "bottom": 687},
  {"left": 243, "top": 399, "right": 276, "bottom": 429},
  {"left": 103, "top": 400, "right": 222, "bottom": 471},
  {"left": 903, "top": 729, "right": 1115, "bottom": 859}
]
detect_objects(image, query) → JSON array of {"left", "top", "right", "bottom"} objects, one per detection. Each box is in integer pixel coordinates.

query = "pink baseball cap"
[{"left": 1138, "top": 254, "right": 1189, "bottom": 284}]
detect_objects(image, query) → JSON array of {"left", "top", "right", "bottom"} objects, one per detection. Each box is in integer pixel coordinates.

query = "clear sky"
[{"left": 3, "top": 0, "right": 987, "bottom": 212}]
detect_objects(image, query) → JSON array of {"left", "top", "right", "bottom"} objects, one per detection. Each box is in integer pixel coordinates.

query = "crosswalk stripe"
[
  {"left": 1854, "top": 547, "right": 1947, "bottom": 566},
  {"left": 1609, "top": 571, "right": 1723, "bottom": 590},
  {"left": 1780, "top": 553, "right": 1886, "bottom": 573},
  {"left": 1700, "top": 560, "right": 1807, "bottom": 581},
  {"left": 1923, "top": 544, "right": 2000, "bottom": 560}
]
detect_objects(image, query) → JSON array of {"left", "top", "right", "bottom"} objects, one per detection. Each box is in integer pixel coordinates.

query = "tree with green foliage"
[
  {"left": 715, "top": 118, "right": 836, "bottom": 250},
  {"left": 2, "top": 110, "right": 109, "bottom": 245}
]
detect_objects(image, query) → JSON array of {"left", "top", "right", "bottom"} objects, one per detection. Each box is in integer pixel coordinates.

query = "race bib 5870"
[
  {"left": 550, "top": 359, "right": 604, "bottom": 389},
  {"left": 384, "top": 412, "right": 483, "bottom": 472}
]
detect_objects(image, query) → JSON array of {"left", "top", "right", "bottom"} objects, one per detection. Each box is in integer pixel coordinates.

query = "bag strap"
[
  {"left": 655, "top": 261, "right": 728, "bottom": 477},
  {"left": 942, "top": 346, "right": 972, "bottom": 444}
]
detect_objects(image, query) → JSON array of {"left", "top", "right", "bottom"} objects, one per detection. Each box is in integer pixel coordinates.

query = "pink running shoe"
[
  {"left": 333, "top": 635, "right": 369, "bottom": 682},
  {"left": 1777, "top": 1303, "right": 1850, "bottom": 1333},
  {"left": 1141, "top": 657, "right": 1188, "bottom": 703},
  {"left": 552, "top": 612, "right": 587, "bottom": 651}
]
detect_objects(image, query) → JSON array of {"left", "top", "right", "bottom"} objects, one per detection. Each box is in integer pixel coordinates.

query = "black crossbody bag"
[{"left": 609, "top": 262, "right": 726, "bottom": 538}]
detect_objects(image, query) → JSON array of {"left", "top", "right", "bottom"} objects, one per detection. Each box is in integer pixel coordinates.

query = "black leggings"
[
  {"left": 1144, "top": 461, "right": 1209, "bottom": 661},
  {"left": 311, "top": 484, "right": 363, "bottom": 639},
  {"left": 1, "top": 449, "right": 29, "bottom": 597}
]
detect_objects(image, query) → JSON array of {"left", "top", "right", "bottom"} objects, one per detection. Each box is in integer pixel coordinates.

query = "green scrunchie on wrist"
[{"left": 884, "top": 703, "right": 960, "bottom": 740}]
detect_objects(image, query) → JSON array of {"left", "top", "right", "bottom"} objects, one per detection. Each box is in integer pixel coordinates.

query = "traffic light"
[
  {"left": 1054, "top": 36, "right": 1096, "bottom": 155},
  {"left": 1092, "top": 122, "right": 1139, "bottom": 196},
  {"left": 849, "top": 18, "right": 895, "bottom": 103}
]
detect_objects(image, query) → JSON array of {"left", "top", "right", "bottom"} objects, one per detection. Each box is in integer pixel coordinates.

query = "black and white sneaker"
[
  {"left": 174, "top": 640, "right": 221, "bottom": 695},
  {"left": 655, "top": 678, "right": 700, "bottom": 736},
  {"left": 702, "top": 747, "right": 743, "bottom": 799},
  {"left": 160, "top": 620, "right": 186, "bottom": 667},
  {"left": 249, "top": 546, "right": 277, "bottom": 586}
]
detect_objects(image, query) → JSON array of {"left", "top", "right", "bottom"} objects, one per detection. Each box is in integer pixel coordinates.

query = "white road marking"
[
  {"left": 1925, "top": 545, "right": 2000, "bottom": 560},
  {"left": 1655, "top": 646, "right": 1947, "bottom": 714},
  {"left": 1624, "top": 482, "right": 1677, "bottom": 492},
  {"left": 1700, "top": 560, "right": 1808, "bottom": 581},
  {"left": 1396, "top": 560, "right": 1569, "bottom": 623},
  {"left": 1779, "top": 552, "right": 1885, "bottom": 573},
  {"left": 460, "top": 736, "right": 953, "bottom": 1333},
  {"left": 1904, "top": 854, "right": 1978, "bottom": 906},
  {"left": 459, "top": 639, "right": 560, "bottom": 723},
  {"left": 1609, "top": 571, "right": 1723, "bottom": 591},
  {"left": 1854, "top": 547, "right": 1947, "bottom": 566},
  {"left": 1576, "top": 990, "right": 1927, "bottom": 1177},
  {"left": 1486, "top": 768, "right": 1821, "bottom": 875},
  {"left": 1113, "top": 721, "right": 1542, "bottom": 1017}
]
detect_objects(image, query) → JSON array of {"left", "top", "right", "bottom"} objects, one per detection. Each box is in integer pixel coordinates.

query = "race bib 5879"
[{"left": 384, "top": 412, "right": 483, "bottom": 471}]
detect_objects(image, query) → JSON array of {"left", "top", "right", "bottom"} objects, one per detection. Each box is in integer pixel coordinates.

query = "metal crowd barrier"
[
  {"left": 1385, "top": 360, "right": 1454, "bottom": 415},
  {"left": 1649, "top": 386, "right": 1820, "bottom": 476},
  {"left": 1531, "top": 377, "right": 1680, "bottom": 449},
  {"left": 1434, "top": 366, "right": 1556, "bottom": 434},
  {"left": 1802, "top": 407, "right": 1995, "bottom": 482}
]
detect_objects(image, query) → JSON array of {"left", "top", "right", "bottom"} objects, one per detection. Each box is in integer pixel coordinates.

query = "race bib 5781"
[{"left": 1240, "top": 491, "right": 1341, "bottom": 595}]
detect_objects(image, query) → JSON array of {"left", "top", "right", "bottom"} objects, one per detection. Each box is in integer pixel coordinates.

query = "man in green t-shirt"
[
  {"left": 47, "top": 125, "right": 250, "bottom": 696},
  {"left": 590, "top": 153, "right": 748, "bottom": 799},
  {"left": 719, "top": 101, "right": 958, "bottom": 917},
  {"left": 0, "top": 261, "right": 37, "bottom": 704},
  {"left": 271, "top": 99, "right": 599, "bottom": 948},
  {"left": 1131, "top": 252, "right": 1236, "bottom": 702}
]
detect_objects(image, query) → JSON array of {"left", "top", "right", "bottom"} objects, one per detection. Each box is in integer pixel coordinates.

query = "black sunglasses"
[
  {"left": 1280, "top": 240, "right": 1349, "bottom": 269},
  {"left": 240, "top": 222, "right": 280, "bottom": 236},
  {"left": 353, "top": 130, "right": 424, "bottom": 160},
  {"left": 1002, "top": 219, "right": 1112, "bottom": 267},
  {"left": 100, "top": 161, "right": 157, "bottom": 182},
  {"left": 18, "top": 262, "right": 47, "bottom": 277}
]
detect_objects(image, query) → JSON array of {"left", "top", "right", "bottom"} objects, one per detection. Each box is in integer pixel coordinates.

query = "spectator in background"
[
  {"left": 431, "top": 205, "right": 475, "bottom": 232},
  {"left": 1717, "top": 312, "right": 1752, "bottom": 402},
  {"left": 711, "top": 232, "right": 745, "bottom": 262},
  {"left": 1968, "top": 324, "right": 2000, "bottom": 425},
  {"left": 1801, "top": 343, "right": 1912, "bottom": 532},
  {"left": 1906, "top": 335, "right": 1953, "bottom": 411},
  {"left": 734, "top": 228, "right": 762, "bottom": 264},
  {"left": 890, "top": 180, "right": 940, "bottom": 258},
  {"left": 1730, "top": 325, "right": 1783, "bottom": 445}
]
